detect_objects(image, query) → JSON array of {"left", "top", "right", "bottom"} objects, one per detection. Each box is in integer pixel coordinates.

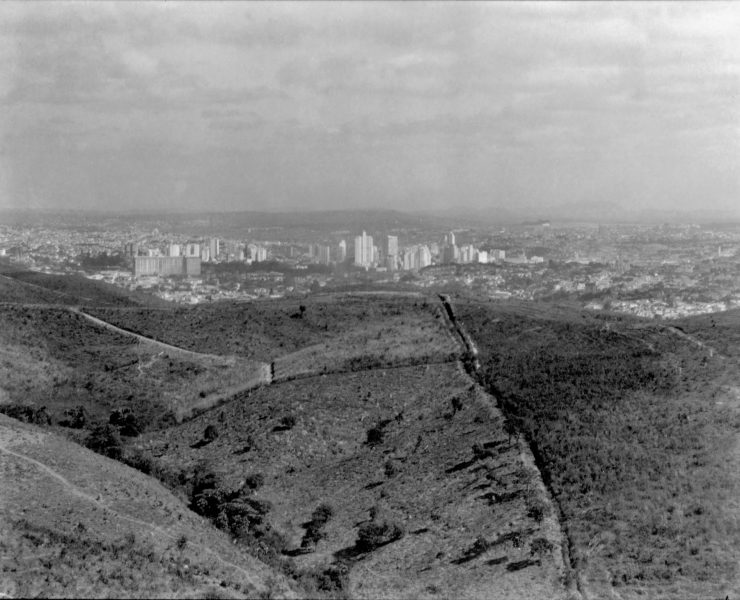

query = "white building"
[
  {"left": 336, "top": 239, "right": 347, "bottom": 263},
  {"left": 354, "top": 231, "right": 374, "bottom": 268}
]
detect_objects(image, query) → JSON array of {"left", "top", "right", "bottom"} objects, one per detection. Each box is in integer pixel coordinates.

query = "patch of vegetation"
[
  {"left": 355, "top": 520, "right": 404, "bottom": 553},
  {"left": 0, "top": 403, "right": 52, "bottom": 426},
  {"left": 85, "top": 424, "right": 124, "bottom": 460},
  {"left": 460, "top": 302, "right": 740, "bottom": 587}
]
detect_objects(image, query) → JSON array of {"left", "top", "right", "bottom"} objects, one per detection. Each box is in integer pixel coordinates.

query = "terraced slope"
[{"left": 0, "top": 414, "right": 295, "bottom": 599}]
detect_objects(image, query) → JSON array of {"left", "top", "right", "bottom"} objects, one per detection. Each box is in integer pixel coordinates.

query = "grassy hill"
[
  {"left": 457, "top": 299, "right": 740, "bottom": 599},
  {"left": 0, "top": 414, "right": 296, "bottom": 599},
  {"left": 0, "top": 304, "right": 268, "bottom": 427},
  {"left": 83, "top": 295, "right": 446, "bottom": 362}
]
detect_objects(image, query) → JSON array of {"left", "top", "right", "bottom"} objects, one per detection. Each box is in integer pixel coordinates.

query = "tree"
[
  {"left": 504, "top": 418, "right": 519, "bottom": 445},
  {"left": 85, "top": 424, "right": 123, "bottom": 460},
  {"left": 203, "top": 424, "right": 219, "bottom": 442},
  {"left": 529, "top": 537, "right": 554, "bottom": 562}
]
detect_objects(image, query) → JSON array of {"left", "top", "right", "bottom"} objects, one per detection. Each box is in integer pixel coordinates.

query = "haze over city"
[{"left": 1, "top": 1, "right": 739, "bottom": 218}]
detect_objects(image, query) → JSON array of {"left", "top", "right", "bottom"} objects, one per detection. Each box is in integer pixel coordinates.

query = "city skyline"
[{"left": 1, "top": 2, "right": 739, "bottom": 217}]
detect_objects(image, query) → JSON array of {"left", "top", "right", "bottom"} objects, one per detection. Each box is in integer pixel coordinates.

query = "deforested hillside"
[
  {"left": 141, "top": 363, "right": 569, "bottom": 600},
  {"left": 0, "top": 414, "right": 296, "bottom": 599},
  {"left": 457, "top": 299, "right": 740, "bottom": 600}
]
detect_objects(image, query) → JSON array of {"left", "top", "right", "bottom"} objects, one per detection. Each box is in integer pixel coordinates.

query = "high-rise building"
[
  {"left": 417, "top": 245, "right": 432, "bottom": 268},
  {"left": 185, "top": 242, "right": 200, "bottom": 258},
  {"left": 168, "top": 244, "right": 181, "bottom": 257},
  {"left": 354, "top": 231, "right": 374, "bottom": 268},
  {"left": 385, "top": 235, "right": 398, "bottom": 258},
  {"left": 336, "top": 239, "right": 347, "bottom": 263},
  {"left": 134, "top": 256, "right": 201, "bottom": 278},
  {"left": 209, "top": 238, "right": 220, "bottom": 261},
  {"left": 318, "top": 245, "right": 332, "bottom": 265}
]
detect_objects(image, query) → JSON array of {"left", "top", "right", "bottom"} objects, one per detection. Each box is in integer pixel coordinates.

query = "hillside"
[
  {"left": 457, "top": 299, "right": 740, "bottom": 599},
  {"left": 84, "top": 294, "right": 444, "bottom": 362},
  {"left": 0, "top": 304, "right": 268, "bottom": 426},
  {"left": 3, "top": 277, "right": 737, "bottom": 599},
  {"left": 0, "top": 261, "right": 168, "bottom": 308},
  {"left": 145, "top": 363, "right": 568, "bottom": 599},
  {"left": 0, "top": 414, "right": 295, "bottom": 599}
]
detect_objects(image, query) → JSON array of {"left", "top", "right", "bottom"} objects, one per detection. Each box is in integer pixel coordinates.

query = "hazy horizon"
[{"left": 1, "top": 1, "right": 739, "bottom": 217}]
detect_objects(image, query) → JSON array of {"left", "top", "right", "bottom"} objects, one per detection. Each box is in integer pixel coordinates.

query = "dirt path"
[
  {"left": 72, "top": 308, "right": 233, "bottom": 362},
  {"left": 0, "top": 439, "right": 277, "bottom": 591}
]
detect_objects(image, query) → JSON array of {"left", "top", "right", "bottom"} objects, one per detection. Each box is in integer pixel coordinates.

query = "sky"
[{"left": 0, "top": 1, "right": 739, "bottom": 216}]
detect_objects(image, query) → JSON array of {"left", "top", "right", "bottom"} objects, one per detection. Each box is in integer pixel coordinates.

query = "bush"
[
  {"left": 356, "top": 520, "right": 404, "bottom": 552},
  {"left": 109, "top": 408, "right": 141, "bottom": 437},
  {"left": 279, "top": 415, "right": 296, "bottom": 430},
  {"left": 527, "top": 498, "right": 549, "bottom": 523},
  {"left": 0, "top": 403, "right": 51, "bottom": 426},
  {"left": 529, "top": 537, "right": 554, "bottom": 560},
  {"left": 365, "top": 426, "right": 384, "bottom": 447},
  {"left": 85, "top": 424, "right": 124, "bottom": 460},
  {"left": 244, "top": 473, "right": 265, "bottom": 491},
  {"left": 300, "top": 503, "right": 335, "bottom": 550},
  {"left": 203, "top": 424, "right": 219, "bottom": 442},
  {"left": 60, "top": 405, "right": 88, "bottom": 429}
]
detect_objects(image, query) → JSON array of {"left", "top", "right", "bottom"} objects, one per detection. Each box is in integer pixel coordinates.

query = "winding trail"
[
  {"left": 0, "top": 439, "right": 279, "bottom": 591},
  {"left": 72, "top": 307, "right": 232, "bottom": 362}
]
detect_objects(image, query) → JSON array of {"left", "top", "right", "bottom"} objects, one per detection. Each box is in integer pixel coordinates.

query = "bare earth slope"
[{"left": 0, "top": 414, "right": 296, "bottom": 599}]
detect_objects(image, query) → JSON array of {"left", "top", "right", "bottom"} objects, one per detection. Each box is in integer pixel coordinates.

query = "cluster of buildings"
[{"left": 129, "top": 237, "right": 275, "bottom": 277}]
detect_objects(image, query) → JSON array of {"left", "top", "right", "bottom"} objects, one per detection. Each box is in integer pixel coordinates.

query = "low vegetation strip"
[{"left": 459, "top": 302, "right": 740, "bottom": 599}]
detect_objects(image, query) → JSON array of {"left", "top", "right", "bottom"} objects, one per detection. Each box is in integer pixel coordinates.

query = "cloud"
[{"left": 0, "top": 1, "right": 738, "bottom": 213}]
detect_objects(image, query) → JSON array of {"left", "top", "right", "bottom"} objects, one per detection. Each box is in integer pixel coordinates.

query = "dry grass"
[{"left": 146, "top": 363, "right": 567, "bottom": 600}]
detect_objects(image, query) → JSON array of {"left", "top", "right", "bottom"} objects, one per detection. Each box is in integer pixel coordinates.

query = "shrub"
[
  {"left": 109, "top": 408, "right": 141, "bottom": 437},
  {"left": 203, "top": 424, "right": 219, "bottom": 442},
  {"left": 279, "top": 415, "right": 296, "bottom": 430},
  {"left": 529, "top": 537, "right": 554, "bottom": 560},
  {"left": 527, "top": 498, "right": 549, "bottom": 523},
  {"left": 60, "top": 405, "right": 88, "bottom": 429},
  {"left": 85, "top": 424, "right": 124, "bottom": 460},
  {"left": 365, "top": 426, "right": 384, "bottom": 447},
  {"left": 300, "top": 503, "right": 335, "bottom": 550},
  {"left": 356, "top": 520, "right": 404, "bottom": 552},
  {"left": 244, "top": 473, "right": 265, "bottom": 491},
  {"left": 0, "top": 403, "right": 51, "bottom": 426},
  {"left": 384, "top": 459, "right": 398, "bottom": 478}
]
